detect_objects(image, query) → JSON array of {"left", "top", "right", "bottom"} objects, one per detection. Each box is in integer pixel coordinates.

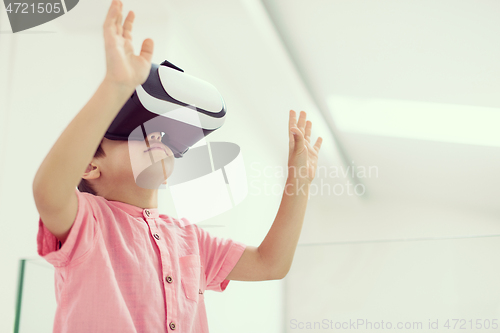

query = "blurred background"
[{"left": 1, "top": 0, "right": 500, "bottom": 332}]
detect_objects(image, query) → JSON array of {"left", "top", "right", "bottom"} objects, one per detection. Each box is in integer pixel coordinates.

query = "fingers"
[
  {"left": 289, "top": 109, "right": 322, "bottom": 154},
  {"left": 103, "top": 0, "right": 118, "bottom": 29},
  {"left": 289, "top": 110, "right": 296, "bottom": 153},
  {"left": 123, "top": 10, "right": 134, "bottom": 40},
  {"left": 297, "top": 111, "right": 306, "bottom": 134},
  {"left": 115, "top": 1, "right": 123, "bottom": 35},
  {"left": 289, "top": 110, "right": 296, "bottom": 132},
  {"left": 290, "top": 127, "right": 306, "bottom": 155},
  {"left": 103, "top": 0, "right": 118, "bottom": 27},
  {"left": 305, "top": 120, "right": 312, "bottom": 143},
  {"left": 140, "top": 38, "right": 155, "bottom": 64},
  {"left": 289, "top": 124, "right": 295, "bottom": 153},
  {"left": 104, "top": 1, "right": 135, "bottom": 41},
  {"left": 290, "top": 109, "right": 312, "bottom": 142},
  {"left": 313, "top": 136, "right": 323, "bottom": 152},
  {"left": 103, "top": 0, "right": 124, "bottom": 39}
]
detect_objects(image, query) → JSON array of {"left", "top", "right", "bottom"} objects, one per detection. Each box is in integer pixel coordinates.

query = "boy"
[{"left": 32, "top": 0, "right": 323, "bottom": 332}]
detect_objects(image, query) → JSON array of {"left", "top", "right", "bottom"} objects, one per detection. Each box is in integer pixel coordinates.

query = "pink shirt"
[{"left": 37, "top": 188, "right": 246, "bottom": 333}]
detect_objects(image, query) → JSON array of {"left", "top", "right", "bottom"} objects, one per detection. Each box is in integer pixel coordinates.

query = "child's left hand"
[{"left": 288, "top": 110, "right": 323, "bottom": 184}]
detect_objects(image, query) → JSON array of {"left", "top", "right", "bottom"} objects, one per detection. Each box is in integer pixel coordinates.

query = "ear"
[{"left": 82, "top": 163, "right": 101, "bottom": 180}]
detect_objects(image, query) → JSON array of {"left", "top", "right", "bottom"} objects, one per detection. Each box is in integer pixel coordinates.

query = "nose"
[{"left": 147, "top": 131, "right": 164, "bottom": 142}]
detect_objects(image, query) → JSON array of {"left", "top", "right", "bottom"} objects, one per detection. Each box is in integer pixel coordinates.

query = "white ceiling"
[
  {"left": 259, "top": 0, "right": 500, "bottom": 215},
  {"left": 263, "top": 0, "right": 500, "bottom": 108}
]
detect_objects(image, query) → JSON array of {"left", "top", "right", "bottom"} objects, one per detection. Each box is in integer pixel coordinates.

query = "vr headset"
[
  {"left": 104, "top": 59, "right": 227, "bottom": 158},
  {"left": 102, "top": 59, "right": 247, "bottom": 211}
]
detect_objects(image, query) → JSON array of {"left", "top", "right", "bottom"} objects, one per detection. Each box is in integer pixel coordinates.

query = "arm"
[
  {"left": 32, "top": 0, "right": 154, "bottom": 243},
  {"left": 226, "top": 110, "right": 322, "bottom": 281}
]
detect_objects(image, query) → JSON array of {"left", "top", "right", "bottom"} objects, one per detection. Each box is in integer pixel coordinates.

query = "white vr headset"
[
  {"left": 104, "top": 59, "right": 227, "bottom": 158},
  {"left": 103, "top": 60, "right": 247, "bottom": 220}
]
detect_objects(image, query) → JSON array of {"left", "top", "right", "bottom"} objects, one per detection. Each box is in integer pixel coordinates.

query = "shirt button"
[
  {"left": 169, "top": 321, "right": 176, "bottom": 330},
  {"left": 154, "top": 233, "right": 160, "bottom": 240},
  {"left": 145, "top": 210, "right": 150, "bottom": 217},
  {"left": 166, "top": 275, "right": 173, "bottom": 283}
]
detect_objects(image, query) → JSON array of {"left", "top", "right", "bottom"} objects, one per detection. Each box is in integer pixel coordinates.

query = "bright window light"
[{"left": 327, "top": 95, "right": 500, "bottom": 147}]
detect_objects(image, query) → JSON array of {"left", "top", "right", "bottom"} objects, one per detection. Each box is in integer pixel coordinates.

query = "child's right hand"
[{"left": 102, "top": 0, "right": 154, "bottom": 91}]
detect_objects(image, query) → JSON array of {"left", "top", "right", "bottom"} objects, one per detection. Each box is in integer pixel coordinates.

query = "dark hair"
[{"left": 77, "top": 139, "right": 106, "bottom": 195}]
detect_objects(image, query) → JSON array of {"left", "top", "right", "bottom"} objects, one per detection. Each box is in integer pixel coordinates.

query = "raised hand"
[
  {"left": 102, "top": 0, "right": 154, "bottom": 91},
  {"left": 288, "top": 110, "right": 323, "bottom": 183}
]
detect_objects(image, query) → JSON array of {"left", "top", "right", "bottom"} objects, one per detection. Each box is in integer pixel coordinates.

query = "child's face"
[{"left": 97, "top": 132, "right": 175, "bottom": 189}]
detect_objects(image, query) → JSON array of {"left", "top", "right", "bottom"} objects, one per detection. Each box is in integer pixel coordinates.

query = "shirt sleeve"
[
  {"left": 186, "top": 219, "right": 246, "bottom": 292},
  {"left": 37, "top": 188, "right": 98, "bottom": 267}
]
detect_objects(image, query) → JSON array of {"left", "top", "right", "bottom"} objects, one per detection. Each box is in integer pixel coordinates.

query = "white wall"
[{"left": 286, "top": 234, "right": 500, "bottom": 333}]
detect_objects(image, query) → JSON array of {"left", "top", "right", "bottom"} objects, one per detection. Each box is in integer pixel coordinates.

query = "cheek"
[
  {"left": 99, "top": 142, "right": 135, "bottom": 179},
  {"left": 108, "top": 149, "right": 134, "bottom": 176},
  {"left": 127, "top": 145, "right": 154, "bottom": 176}
]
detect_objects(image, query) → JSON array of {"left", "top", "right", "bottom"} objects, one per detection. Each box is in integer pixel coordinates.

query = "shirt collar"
[{"left": 107, "top": 199, "right": 159, "bottom": 219}]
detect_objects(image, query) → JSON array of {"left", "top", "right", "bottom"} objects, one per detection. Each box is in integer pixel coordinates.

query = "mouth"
[{"left": 145, "top": 147, "right": 167, "bottom": 154}]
